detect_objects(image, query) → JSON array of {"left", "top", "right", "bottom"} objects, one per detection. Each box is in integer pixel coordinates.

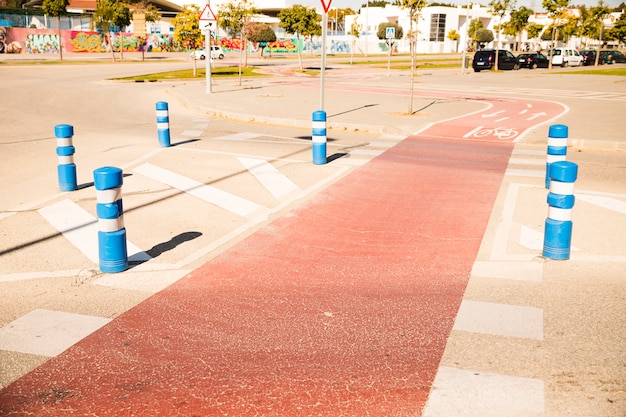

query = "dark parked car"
[
  {"left": 517, "top": 52, "right": 549, "bottom": 69},
  {"left": 599, "top": 50, "right": 626, "bottom": 64},
  {"left": 472, "top": 49, "right": 520, "bottom": 72},
  {"left": 579, "top": 50, "right": 597, "bottom": 65}
]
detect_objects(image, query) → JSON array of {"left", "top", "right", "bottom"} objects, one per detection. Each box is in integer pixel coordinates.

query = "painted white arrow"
[
  {"left": 481, "top": 110, "right": 506, "bottom": 118},
  {"left": 526, "top": 112, "right": 547, "bottom": 120}
]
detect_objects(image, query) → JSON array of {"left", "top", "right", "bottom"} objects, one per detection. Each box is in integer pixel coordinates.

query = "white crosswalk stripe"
[
  {"left": 37, "top": 199, "right": 151, "bottom": 264},
  {"left": 134, "top": 162, "right": 264, "bottom": 217}
]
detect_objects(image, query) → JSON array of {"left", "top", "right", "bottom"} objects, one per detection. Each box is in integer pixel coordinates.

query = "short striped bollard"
[
  {"left": 94, "top": 166, "right": 128, "bottom": 273},
  {"left": 55, "top": 124, "right": 77, "bottom": 191},
  {"left": 545, "top": 124, "right": 568, "bottom": 189},
  {"left": 543, "top": 161, "right": 578, "bottom": 260},
  {"left": 312, "top": 110, "right": 327, "bottom": 165},
  {"left": 156, "top": 101, "right": 171, "bottom": 148}
]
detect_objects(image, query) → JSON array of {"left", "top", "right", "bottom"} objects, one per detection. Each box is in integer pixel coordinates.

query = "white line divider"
[
  {"left": 236, "top": 157, "right": 300, "bottom": 200},
  {"left": 133, "top": 163, "right": 263, "bottom": 217},
  {"left": 37, "top": 199, "right": 151, "bottom": 264}
]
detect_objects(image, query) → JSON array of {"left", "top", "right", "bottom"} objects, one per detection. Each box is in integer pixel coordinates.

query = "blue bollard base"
[
  {"left": 312, "top": 143, "right": 327, "bottom": 165},
  {"left": 158, "top": 130, "right": 171, "bottom": 148},
  {"left": 543, "top": 218, "right": 572, "bottom": 260},
  {"left": 58, "top": 164, "right": 77, "bottom": 192},
  {"left": 98, "top": 229, "right": 128, "bottom": 273}
]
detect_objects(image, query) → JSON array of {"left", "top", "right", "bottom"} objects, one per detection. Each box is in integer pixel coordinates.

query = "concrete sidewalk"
[{"left": 0, "top": 63, "right": 624, "bottom": 415}]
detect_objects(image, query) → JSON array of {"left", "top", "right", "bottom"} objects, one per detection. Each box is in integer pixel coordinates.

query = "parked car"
[
  {"left": 579, "top": 50, "right": 599, "bottom": 66},
  {"left": 472, "top": 49, "right": 520, "bottom": 72},
  {"left": 548, "top": 48, "right": 583, "bottom": 67},
  {"left": 599, "top": 50, "right": 626, "bottom": 64},
  {"left": 191, "top": 46, "right": 225, "bottom": 60},
  {"left": 516, "top": 52, "right": 549, "bottom": 69}
]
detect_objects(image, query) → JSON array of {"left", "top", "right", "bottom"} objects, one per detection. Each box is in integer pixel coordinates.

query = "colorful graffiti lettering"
[
  {"left": 69, "top": 32, "right": 105, "bottom": 52},
  {"left": 24, "top": 32, "right": 60, "bottom": 53}
]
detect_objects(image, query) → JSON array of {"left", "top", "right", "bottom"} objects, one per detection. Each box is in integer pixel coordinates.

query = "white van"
[
  {"left": 191, "top": 46, "right": 225, "bottom": 60},
  {"left": 549, "top": 48, "right": 583, "bottom": 67}
]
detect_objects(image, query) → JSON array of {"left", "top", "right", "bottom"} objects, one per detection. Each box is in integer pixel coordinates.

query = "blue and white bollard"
[
  {"left": 543, "top": 161, "right": 578, "bottom": 260},
  {"left": 312, "top": 110, "right": 327, "bottom": 165},
  {"left": 156, "top": 101, "right": 171, "bottom": 148},
  {"left": 94, "top": 166, "right": 128, "bottom": 273},
  {"left": 55, "top": 124, "right": 77, "bottom": 191},
  {"left": 545, "top": 124, "right": 568, "bottom": 189}
]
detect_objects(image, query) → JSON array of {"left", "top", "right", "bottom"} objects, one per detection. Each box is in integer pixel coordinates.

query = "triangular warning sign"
[
  {"left": 320, "top": 0, "right": 332, "bottom": 12},
  {"left": 199, "top": 4, "right": 217, "bottom": 21}
]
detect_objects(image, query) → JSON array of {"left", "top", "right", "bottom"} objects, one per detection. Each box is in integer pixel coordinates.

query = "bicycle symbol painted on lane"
[{"left": 464, "top": 126, "right": 520, "bottom": 140}]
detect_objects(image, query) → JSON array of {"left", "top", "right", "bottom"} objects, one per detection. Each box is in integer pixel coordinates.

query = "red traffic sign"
[
  {"left": 199, "top": 4, "right": 217, "bottom": 21},
  {"left": 320, "top": 0, "right": 332, "bottom": 13}
]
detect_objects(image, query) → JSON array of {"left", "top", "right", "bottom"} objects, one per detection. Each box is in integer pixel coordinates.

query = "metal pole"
[
  {"left": 320, "top": 11, "right": 327, "bottom": 111},
  {"left": 365, "top": 1, "right": 368, "bottom": 57},
  {"left": 205, "top": 0, "right": 212, "bottom": 95}
]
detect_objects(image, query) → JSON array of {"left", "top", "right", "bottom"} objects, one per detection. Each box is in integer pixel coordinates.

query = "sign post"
[
  {"left": 319, "top": 0, "right": 332, "bottom": 111},
  {"left": 200, "top": 3, "right": 217, "bottom": 94},
  {"left": 386, "top": 26, "right": 394, "bottom": 76}
]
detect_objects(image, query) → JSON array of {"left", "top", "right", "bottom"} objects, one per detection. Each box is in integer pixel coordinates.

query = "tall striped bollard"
[
  {"left": 545, "top": 124, "right": 568, "bottom": 189},
  {"left": 312, "top": 110, "right": 327, "bottom": 165},
  {"left": 94, "top": 166, "right": 128, "bottom": 273},
  {"left": 156, "top": 101, "right": 171, "bottom": 148},
  {"left": 55, "top": 124, "right": 77, "bottom": 191},
  {"left": 543, "top": 161, "right": 578, "bottom": 260}
]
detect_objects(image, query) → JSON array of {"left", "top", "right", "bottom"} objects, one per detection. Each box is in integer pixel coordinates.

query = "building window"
[{"left": 429, "top": 14, "right": 446, "bottom": 42}]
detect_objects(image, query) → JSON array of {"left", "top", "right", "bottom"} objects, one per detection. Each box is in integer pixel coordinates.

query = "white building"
[{"left": 345, "top": 4, "right": 507, "bottom": 54}]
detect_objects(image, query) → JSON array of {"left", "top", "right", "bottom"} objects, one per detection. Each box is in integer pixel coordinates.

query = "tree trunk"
[
  {"left": 57, "top": 17, "right": 63, "bottom": 60},
  {"left": 297, "top": 34, "right": 303, "bottom": 71}
]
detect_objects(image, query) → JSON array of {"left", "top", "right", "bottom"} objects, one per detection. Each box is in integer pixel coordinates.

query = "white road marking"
[
  {"left": 134, "top": 163, "right": 263, "bottom": 217},
  {"left": 37, "top": 199, "right": 150, "bottom": 265},
  {"left": 423, "top": 366, "right": 544, "bottom": 417},
  {"left": 237, "top": 157, "right": 300, "bottom": 200},
  {"left": 0, "top": 309, "right": 111, "bottom": 357},
  {"left": 453, "top": 300, "right": 544, "bottom": 340},
  {"left": 505, "top": 169, "right": 544, "bottom": 178},
  {"left": 471, "top": 260, "right": 543, "bottom": 282},
  {"left": 181, "top": 130, "right": 204, "bottom": 137},
  {"left": 211, "top": 132, "right": 262, "bottom": 141},
  {"left": 93, "top": 269, "right": 191, "bottom": 293},
  {"left": 577, "top": 193, "right": 626, "bottom": 215}
]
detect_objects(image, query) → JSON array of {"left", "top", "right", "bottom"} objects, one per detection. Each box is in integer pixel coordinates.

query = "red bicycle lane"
[
  {"left": 269, "top": 78, "right": 568, "bottom": 142},
  {"left": 0, "top": 83, "right": 564, "bottom": 416},
  {"left": 416, "top": 96, "right": 567, "bottom": 142}
]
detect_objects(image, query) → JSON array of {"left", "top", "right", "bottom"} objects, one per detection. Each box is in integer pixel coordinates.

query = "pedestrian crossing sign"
[
  {"left": 386, "top": 27, "right": 395, "bottom": 39},
  {"left": 199, "top": 4, "right": 217, "bottom": 22}
]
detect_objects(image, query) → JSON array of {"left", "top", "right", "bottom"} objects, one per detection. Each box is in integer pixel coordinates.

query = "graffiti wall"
[
  {"left": 0, "top": 26, "right": 174, "bottom": 54},
  {"left": 1, "top": 26, "right": 393, "bottom": 55}
]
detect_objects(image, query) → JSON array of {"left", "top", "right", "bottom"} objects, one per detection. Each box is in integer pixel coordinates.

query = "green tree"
[
  {"left": 172, "top": 4, "right": 202, "bottom": 76},
  {"left": 488, "top": 0, "right": 516, "bottom": 70},
  {"left": 245, "top": 22, "right": 276, "bottom": 58},
  {"left": 475, "top": 28, "right": 494, "bottom": 49},
  {"left": 278, "top": 4, "right": 321, "bottom": 70},
  {"left": 112, "top": 2, "right": 132, "bottom": 60},
  {"left": 376, "top": 22, "right": 403, "bottom": 41},
  {"left": 42, "top": 0, "right": 68, "bottom": 60},
  {"left": 503, "top": 6, "right": 533, "bottom": 51},
  {"left": 94, "top": 0, "right": 118, "bottom": 61},
  {"left": 605, "top": 12, "right": 626, "bottom": 44},
  {"left": 328, "top": 8, "right": 355, "bottom": 33},
  {"left": 448, "top": 29, "right": 460, "bottom": 49},
  {"left": 361, "top": 0, "right": 388, "bottom": 7},
  {"left": 542, "top": 0, "right": 570, "bottom": 69},
  {"left": 219, "top": 0, "right": 256, "bottom": 72},
  {"left": 398, "top": 0, "right": 426, "bottom": 114},
  {"left": 589, "top": 1, "right": 611, "bottom": 65},
  {"left": 468, "top": 18, "right": 483, "bottom": 49},
  {"left": 349, "top": 21, "right": 360, "bottom": 64},
  {"left": 526, "top": 22, "right": 543, "bottom": 47}
]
